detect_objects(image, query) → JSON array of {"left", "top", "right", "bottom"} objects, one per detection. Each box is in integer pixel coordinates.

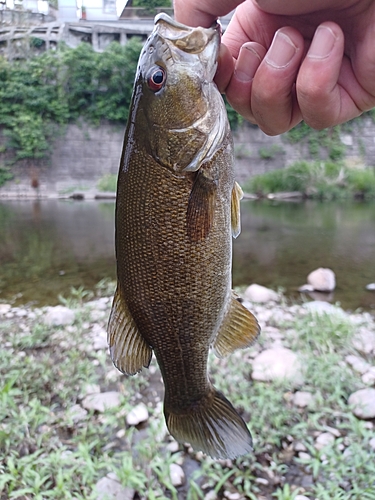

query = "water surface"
[{"left": 0, "top": 199, "right": 374, "bottom": 311}]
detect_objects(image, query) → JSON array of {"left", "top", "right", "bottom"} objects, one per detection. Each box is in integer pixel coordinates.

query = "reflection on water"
[
  {"left": 0, "top": 200, "right": 116, "bottom": 306},
  {"left": 0, "top": 199, "right": 374, "bottom": 310}
]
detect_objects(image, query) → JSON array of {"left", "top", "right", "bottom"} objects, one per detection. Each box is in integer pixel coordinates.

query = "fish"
[{"left": 107, "top": 13, "right": 260, "bottom": 460}]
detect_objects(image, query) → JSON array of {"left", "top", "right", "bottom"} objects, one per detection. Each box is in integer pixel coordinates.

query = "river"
[{"left": 0, "top": 199, "right": 374, "bottom": 311}]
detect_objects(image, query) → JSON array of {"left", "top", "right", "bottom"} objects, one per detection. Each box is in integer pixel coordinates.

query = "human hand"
[{"left": 174, "top": 0, "right": 375, "bottom": 135}]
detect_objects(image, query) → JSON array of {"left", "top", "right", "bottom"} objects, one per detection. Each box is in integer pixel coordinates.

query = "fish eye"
[{"left": 147, "top": 66, "right": 166, "bottom": 92}]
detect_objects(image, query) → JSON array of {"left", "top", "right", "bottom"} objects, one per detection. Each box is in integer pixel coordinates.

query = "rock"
[
  {"left": 303, "top": 301, "right": 346, "bottom": 317},
  {"left": 348, "top": 388, "right": 375, "bottom": 419},
  {"left": 307, "top": 268, "right": 336, "bottom": 292},
  {"left": 0, "top": 304, "right": 11, "bottom": 315},
  {"left": 293, "top": 391, "right": 314, "bottom": 408},
  {"left": 244, "top": 284, "right": 279, "bottom": 303},
  {"left": 82, "top": 391, "right": 121, "bottom": 412},
  {"left": 362, "top": 367, "right": 375, "bottom": 386},
  {"left": 252, "top": 348, "right": 303, "bottom": 383},
  {"left": 352, "top": 329, "right": 375, "bottom": 355},
  {"left": 169, "top": 463, "right": 185, "bottom": 487},
  {"left": 166, "top": 440, "right": 180, "bottom": 453},
  {"left": 126, "top": 403, "right": 149, "bottom": 426},
  {"left": 345, "top": 355, "right": 371, "bottom": 374},
  {"left": 95, "top": 474, "right": 134, "bottom": 500},
  {"left": 298, "top": 284, "right": 314, "bottom": 293},
  {"left": 79, "top": 383, "right": 101, "bottom": 399},
  {"left": 315, "top": 432, "right": 335, "bottom": 450},
  {"left": 67, "top": 404, "right": 88, "bottom": 423},
  {"left": 366, "top": 283, "right": 375, "bottom": 291},
  {"left": 91, "top": 324, "right": 108, "bottom": 350},
  {"left": 294, "top": 441, "right": 307, "bottom": 452},
  {"left": 295, "top": 496, "right": 310, "bottom": 500},
  {"left": 86, "top": 298, "right": 109, "bottom": 310},
  {"left": 369, "top": 437, "right": 375, "bottom": 451},
  {"left": 44, "top": 306, "right": 75, "bottom": 327}
]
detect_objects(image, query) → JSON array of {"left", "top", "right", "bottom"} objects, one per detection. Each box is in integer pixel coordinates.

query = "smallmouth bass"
[{"left": 107, "top": 13, "right": 260, "bottom": 459}]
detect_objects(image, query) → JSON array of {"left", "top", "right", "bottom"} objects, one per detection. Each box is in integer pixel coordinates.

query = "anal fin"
[
  {"left": 107, "top": 284, "right": 152, "bottom": 375},
  {"left": 213, "top": 291, "right": 260, "bottom": 358}
]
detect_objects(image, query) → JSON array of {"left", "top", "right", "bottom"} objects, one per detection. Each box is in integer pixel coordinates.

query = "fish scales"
[{"left": 108, "top": 13, "right": 260, "bottom": 459}]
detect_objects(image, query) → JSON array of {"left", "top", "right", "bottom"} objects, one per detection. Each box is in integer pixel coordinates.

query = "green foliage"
[
  {"left": 0, "top": 38, "right": 143, "bottom": 169},
  {"left": 132, "top": 0, "right": 172, "bottom": 8},
  {"left": 223, "top": 97, "right": 243, "bottom": 130},
  {"left": 0, "top": 166, "right": 13, "bottom": 187},
  {"left": 245, "top": 160, "right": 375, "bottom": 199},
  {"left": 258, "top": 144, "right": 285, "bottom": 160},
  {"left": 287, "top": 122, "right": 346, "bottom": 161},
  {"left": 97, "top": 173, "right": 117, "bottom": 192}
]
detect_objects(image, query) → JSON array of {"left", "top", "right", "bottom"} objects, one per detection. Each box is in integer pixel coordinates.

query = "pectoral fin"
[
  {"left": 231, "top": 181, "right": 243, "bottom": 239},
  {"left": 107, "top": 284, "right": 152, "bottom": 375},
  {"left": 213, "top": 292, "right": 260, "bottom": 358},
  {"left": 186, "top": 169, "right": 218, "bottom": 242}
]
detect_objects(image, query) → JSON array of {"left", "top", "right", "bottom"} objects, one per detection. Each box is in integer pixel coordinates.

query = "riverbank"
[{"left": 1, "top": 285, "right": 375, "bottom": 499}]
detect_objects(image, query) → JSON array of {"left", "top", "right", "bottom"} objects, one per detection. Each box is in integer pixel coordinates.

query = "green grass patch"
[
  {"left": 1, "top": 288, "right": 374, "bottom": 499},
  {"left": 96, "top": 173, "right": 117, "bottom": 193},
  {"left": 245, "top": 160, "right": 375, "bottom": 199}
]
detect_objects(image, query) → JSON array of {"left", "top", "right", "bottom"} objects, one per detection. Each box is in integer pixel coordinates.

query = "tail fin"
[{"left": 164, "top": 388, "right": 252, "bottom": 459}]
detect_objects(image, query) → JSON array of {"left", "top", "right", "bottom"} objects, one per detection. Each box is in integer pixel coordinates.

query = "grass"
[
  {"left": 1, "top": 286, "right": 375, "bottom": 499},
  {"left": 245, "top": 160, "right": 375, "bottom": 199},
  {"left": 96, "top": 174, "right": 117, "bottom": 193}
]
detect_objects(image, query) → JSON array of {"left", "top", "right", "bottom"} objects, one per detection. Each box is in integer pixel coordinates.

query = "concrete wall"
[{"left": 1, "top": 117, "right": 375, "bottom": 197}]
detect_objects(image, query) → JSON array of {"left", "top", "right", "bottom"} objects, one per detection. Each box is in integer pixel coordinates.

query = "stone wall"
[{"left": 1, "top": 117, "right": 375, "bottom": 197}]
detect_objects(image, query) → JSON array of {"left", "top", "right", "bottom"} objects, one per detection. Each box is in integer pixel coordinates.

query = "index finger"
[{"left": 173, "top": 0, "right": 245, "bottom": 28}]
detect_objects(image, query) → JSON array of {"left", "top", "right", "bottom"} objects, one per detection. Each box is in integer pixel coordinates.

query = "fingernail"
[
  {"left": 308, "top": 26, "right": 337, "bottom": 59},
  {"left": 266, "top": 30, "right": 297, "bottom": 69},
  {"left": 234, "top": 45, "right": 262, "bottom": 82}
]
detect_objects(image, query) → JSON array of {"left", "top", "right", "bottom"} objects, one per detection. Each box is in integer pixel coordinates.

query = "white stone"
[
  {"left": 348, "top": 388, "right": 375, "bottom": 419},
  {"left": 362, "top": 367, "right": 375, "bottom": 386},
  {"left": 87, "top": 298, "right": 109, "bottom": 310},
  {"left": 252, "top": 348, "right": 303, "bottom": 383},
  {"left": 369, "top": 437, "right": 375, "bottom": 451},
  {"left": 79, "top": 383, "right": 101, "bottom": 399},
  {"left": 0, "top": 304, "right": 11, "bottom": 315},
  {"left": 366, "top": 283, "right": 375, "bottom": 291},
  {"left": 91, "top": 324, "right": 108, "bottom": 350},
  {"left": 345, "top": 355, "right": 371, "bottom": 374},
  {"left": 82, "top": 391, "right": 121, "bottom": 412},
  {"left": 307, "top": 267, "right": 336, "bottom": 292},
  {"left": 353, "top": 330, "right": 375, "bottom": 355},
  {"left": 315, "top": 432, "right": 335, "bottom": 450},
  {"left": 340, "top": 134, "right": 353, "bottom": 146},
  {"left": 166, "top": 440, "right": 180, "bottom": 453},
  {"left": 126, "top": 403, "right": 149, "bottom": 426},
  {"left": 298, "top": 284, "right": 314, "bottom": 293},
  {"left": 244, "top": 284, "right": 279, "bottom": 303},
  {"left": 303, "top": 301, "right": 346, "bottom": 317},
  {"left": 95, "top": 475, "right": 134, "bottom": 500},
  {"left": 169, "top": 463, "right": 185, "bottom": 487},
  {"left": 295, "top": 496, "right": 310, "bottom": 500},
  {"left": 67, "top": 404, "right": 88, "bottom": 423},
  {"left": 294, "top": 441, "right": 307, "bottom": 452},
  {"left": 293, "top": 391, "right": 314, "bottom": 408},
  {"left": 44, "top": 306, "right": 75, "bottom": 326}
]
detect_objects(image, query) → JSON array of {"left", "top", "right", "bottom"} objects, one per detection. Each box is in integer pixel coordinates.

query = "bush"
[
  {"left": 245, "top": 161, "right": 375, "bottom": 199},
  {"left": 0, "top": 38, "right": 143, "bottom": 169}
]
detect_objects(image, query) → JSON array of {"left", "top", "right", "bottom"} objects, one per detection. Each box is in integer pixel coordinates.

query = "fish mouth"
[{"left": 154, "top": 13, "right": 221, "bottom": 55}]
